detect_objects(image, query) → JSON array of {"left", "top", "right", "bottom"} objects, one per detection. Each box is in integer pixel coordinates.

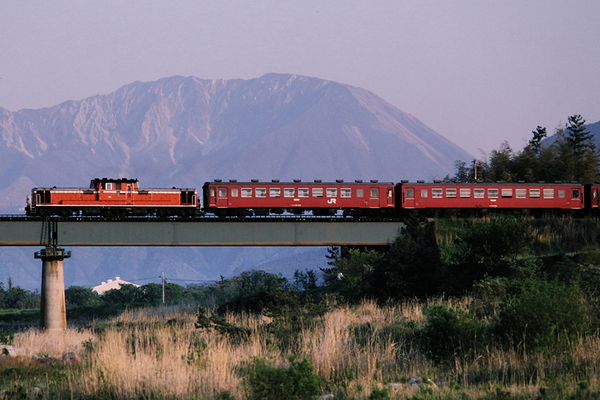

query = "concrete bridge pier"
[{"left": 35, "top": 246, "right": 71, "bottom": 330}]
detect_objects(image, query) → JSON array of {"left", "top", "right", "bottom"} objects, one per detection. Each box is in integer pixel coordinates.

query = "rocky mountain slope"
[{"left": 0, "top": 73, "right": 472, "bottom": 290}]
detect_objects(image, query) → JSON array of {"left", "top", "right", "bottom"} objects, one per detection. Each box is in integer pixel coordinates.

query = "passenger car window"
[
  {"left": 516, "top": 189, "right": 526, "bottom": 198},
  {"left": 460, "top": 188, "right": 471, "bottom": 198},
  {"left": 241, "top": 188, "right": 252, "bottom": 197},
  {"left": 370, "top": 188, "right": 378, "bottom": 198},
  {"left": 231, "top": 189, "right": 238, "bottom": 197},
  {"left": 530, "top": 189, "right": 540, "bottom": 198},
  {"left": 255, "top": 188, "right": 267, "bottom": 197},
  {"left": 284, "top": 188, "right": 295, "bottom": 197},
  {"left": 474, "top": 189, "right": 484, "bottom": 198},
  {"left": 326, "top": 188, "right": 337, "bottom": 197},
  {"left": 218, "top": 188, "right": 227, "bottom": 197},
  {"left": 421, "top": 189, "right": 428, "bottom": 198},
  {"left": 572, "top": 189, "right": 580, "bottom": 198},
  {"left": 543, "top": 189, "right": 554, "bottom": 199},
  {"left": 501, "top": 189, "right": 512, "bottom": 198},
  {"left": 432, "top": 189, "right": 443, "bottom": 198},
  {"left": 488, "top": 189, "right": 499, "bottom": 198},
  {"left": 341, "top": 188, "right": 351, "bottom": 198},
  {"left": 312, "top": 188, "right": 323, "bottom": 197},
  {"left": 298, "top": 188, "right": 309, "bottom": 198},
  {"left": 356, "top": 189, "right": 364, "bottom": 197},
  {"left": 270, "top": 188, "right": 281, "bottom": 197},
  {"left": 405, "top": 188, "right": 414, "bottom": 198},
  {"left": 558, "top": 190, "right": 565, "bottom": 199},
  {"left": 446, "top": 189, "right": 457, "bottom": 198}
]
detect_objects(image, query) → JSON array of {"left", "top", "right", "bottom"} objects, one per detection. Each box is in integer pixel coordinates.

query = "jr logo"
[{"left": 327, "top": 199, "right": 337, "bottom": 205}]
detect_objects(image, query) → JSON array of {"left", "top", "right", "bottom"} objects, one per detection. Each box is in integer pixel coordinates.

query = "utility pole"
[{"left": 161, "top": 272, "right": 165, "bottom": 304}]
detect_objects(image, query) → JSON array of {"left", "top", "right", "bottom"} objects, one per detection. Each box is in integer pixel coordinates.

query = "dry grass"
[
  {"left": 14, "top": 328, "right": 95, "bottom": 356},
  {"left": 9, "top": 300, "right": 600, "bottom": 399}
]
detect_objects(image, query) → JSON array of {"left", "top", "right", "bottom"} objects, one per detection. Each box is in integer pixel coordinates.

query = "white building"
[{"left": 92, "top": 277, "right": 140, "bottom": 295}]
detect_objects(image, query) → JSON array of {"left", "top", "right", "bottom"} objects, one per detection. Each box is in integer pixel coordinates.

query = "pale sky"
[{"left": 1, "top": 0, "right": 599, "bottom": 156}]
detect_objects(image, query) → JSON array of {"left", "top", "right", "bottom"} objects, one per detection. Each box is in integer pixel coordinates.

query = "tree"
[
  {"left": 441, "top": 216, "right": 532, "bottom": 294},
  {"left": 293, "top": 269, "right": 318, "bottom": 290},
  {"left": 100, "top": 283, "right": 145, "bottom": 304},
  {"left": 566, "top": 115, "right": 594, "bottom": 156},
  {"left": 65, "top": 286, "right": 100, "bottom": 306},
  {"left": 564, "top": 115, "right": 598, "bottom": 183},
  {"left": 453, "top": 160, "right": 471, "bottom": 182},
  {"left": 371, "top": 215, "right": 442, "bottom": 300},
  {"left": 529, "top": 126, "right": 547, "bottom": 155},
  {"left": 486, "top": 141, "right": 514, "bottom": 182}
]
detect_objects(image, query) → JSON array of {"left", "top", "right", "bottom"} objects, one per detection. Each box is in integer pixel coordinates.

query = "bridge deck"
[{"left": 0, "top": 218, "right": 405, "bottom": 246}]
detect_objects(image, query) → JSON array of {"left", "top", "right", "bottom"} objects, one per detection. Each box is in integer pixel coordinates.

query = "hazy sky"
[{"left": 1, "top": 0, "right": 599, "bottom": 156}]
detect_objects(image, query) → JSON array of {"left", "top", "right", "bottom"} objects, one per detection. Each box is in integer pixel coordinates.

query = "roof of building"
[{"left": 92, "top": 276, "right": 140, "bottom": 295}]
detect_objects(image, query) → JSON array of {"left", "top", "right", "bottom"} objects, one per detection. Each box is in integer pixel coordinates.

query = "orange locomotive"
[{"left": 26, "top": 178, "right": 198, "bottom": 217}]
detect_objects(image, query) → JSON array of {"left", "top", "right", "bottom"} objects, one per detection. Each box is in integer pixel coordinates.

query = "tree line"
[{"left": 454, "top": 114, "right": 598, "bottom": 183}]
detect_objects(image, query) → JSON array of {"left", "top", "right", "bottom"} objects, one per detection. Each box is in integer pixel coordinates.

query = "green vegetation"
[
  {"left": 453, "top": 114, "right": 598, "bottom": 183},
  {"left": 2, "top": 117, "right": 600, "bottom": 398}
]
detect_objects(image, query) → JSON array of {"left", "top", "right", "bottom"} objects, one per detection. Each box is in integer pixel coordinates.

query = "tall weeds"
[{"left": 8, "top": 300, "right": 600, "bottom": 399}]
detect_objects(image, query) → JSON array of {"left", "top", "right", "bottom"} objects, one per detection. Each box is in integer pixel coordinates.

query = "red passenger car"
[
  {"left": 397, "top": 181, "right": 586, "bottom": 212},
  {"left": 26, "top": 178, "right": 198, "bottom": 217},
  {"left": 203, "top": 179, "right": 395, "bottom": 217}
]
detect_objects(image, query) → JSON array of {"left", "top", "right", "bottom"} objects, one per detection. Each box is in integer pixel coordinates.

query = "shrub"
[
  {"left": 368, "top": 386, "right": 391, "bottom": 400},
  {"left": 492, "top": 278, "right": 591, "bottom": 353},
  {"left": 422, "top": 304, "right": 487, "bottom": 363},
  {"left": 243, "top": 356, "right": 321, "bottom": 400}
]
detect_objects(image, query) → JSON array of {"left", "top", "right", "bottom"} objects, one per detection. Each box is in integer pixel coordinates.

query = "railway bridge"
[{"left": 0, "top": 216, "right": 405, "bottom": 329}]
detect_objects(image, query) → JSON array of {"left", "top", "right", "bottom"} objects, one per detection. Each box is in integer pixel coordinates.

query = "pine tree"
[
  {"left": 529, "top": 126, "right": 547, "bottom": 155},
  {"left": 564, "top": 115, "right": 598, "bottom": 182},
  {"left": 566, "top": 115, "right": 594, "bottom": 156}
]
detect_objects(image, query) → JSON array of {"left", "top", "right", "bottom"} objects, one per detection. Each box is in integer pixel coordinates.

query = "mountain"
[{"left": 0, "top": 73, "right": 472, "bottom": 290}]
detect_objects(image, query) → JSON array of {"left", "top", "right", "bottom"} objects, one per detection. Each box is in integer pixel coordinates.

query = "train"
[{"left": 24, "top": 177, "right": 600, "bottom": 218}]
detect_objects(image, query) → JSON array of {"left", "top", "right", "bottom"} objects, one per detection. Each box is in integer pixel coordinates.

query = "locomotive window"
[
  {"left": 256, "top": 188, "right": 267, "bottom": 197},
  {"left": 501, "top": 189, "right": 512, "bottom": 198},
  {"left": 341, "top": 188, "right": 351, "bottom": 198},
  {"left": 312, "top": 188, "right": 324, "bottom": 197},
  {"left": 106, "top": 183, "right": 113, "bottom": 190},
  {"left": 370, "top": 188, "right": 379, "bottom": 198},
  {"left": 218, "top": 188, "right": 227, "bottom": 197},
  {"left": 572, "top": 189, "right": 580, "bottom": 198},
  {"left": 530, "top": 189, "right": 540, "bottom": 198},
  {"left": 284, "top": 188, "right": 295, "bottom": 197},
  {"left": 543, "top": 189, "right": 554, "bottom": 199},
  {"left": 474, "top": 189, "right": 484, "bottom": 198},
  {"left": 356, "top": 189, "right": 364, "bottom": 197},
  {"left": 488, "top": 189, "right": 499, "bottom": 198},
  {"left": 446, "top": 189, "right": 457, "bottom": 198},
  {"left": 432, "top": 189, "right": 443, "bottom": 198},
  {"left": 460, "top": 188, "right": 471, "bottom": 198},
  {"left": 241, "top": 188, "right": 252, "bottom": 197},
  {"left": 270, "top": 188, "right": 281, "bottom": 197},
  {"left": 231, "top": 189, "right": 239, "bottom": 197},
  {"left": 405, "top": 188, "right": 414, "bottom": 198},
  {"left": 327, "top": 188, "right": 337, "bottom": 197},
  {"left": 298, "top": 188, "right": 309, "bottom": 197},
  {"left": 421, "top": 189, "right": 428, "bottom": 198},
  {"left": 558, "top": 190, "right": 565, "bottom": 199}
]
